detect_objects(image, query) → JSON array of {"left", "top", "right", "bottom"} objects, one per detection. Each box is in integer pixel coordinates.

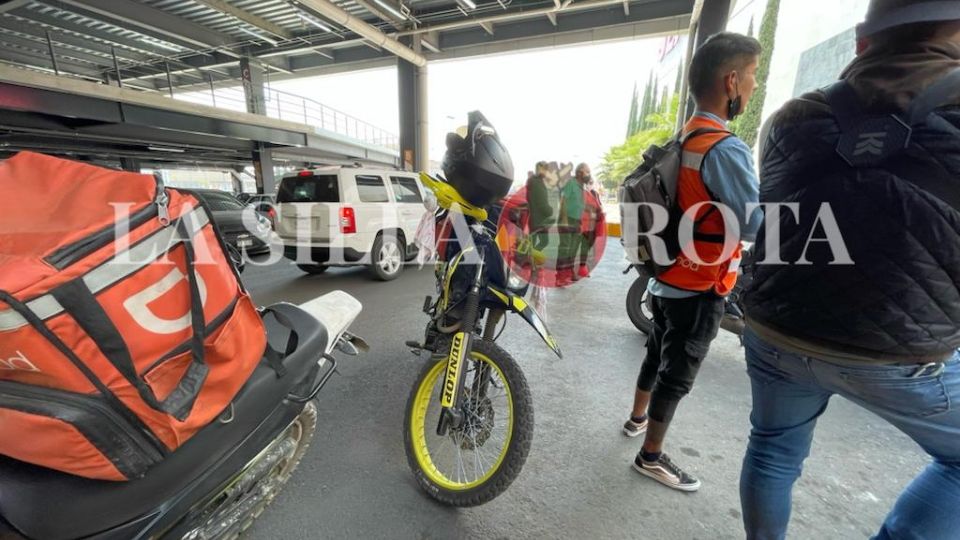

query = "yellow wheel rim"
[{"left": 409, "top": 352, "right": 514, "bottom": 491}]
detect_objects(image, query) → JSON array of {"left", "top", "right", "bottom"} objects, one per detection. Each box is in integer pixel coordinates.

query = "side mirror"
[{"left": 225, "top": 243, "right": 245, "bottom": 274}]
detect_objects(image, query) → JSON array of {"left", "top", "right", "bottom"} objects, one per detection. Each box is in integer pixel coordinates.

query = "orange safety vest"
[{"left": 658, "top": 115, "right": 742, "bottom": 296}]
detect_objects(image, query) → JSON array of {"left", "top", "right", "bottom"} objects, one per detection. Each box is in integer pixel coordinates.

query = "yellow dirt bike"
[{"left": 403, "top": 172, "right": 562, "bottom": 506}]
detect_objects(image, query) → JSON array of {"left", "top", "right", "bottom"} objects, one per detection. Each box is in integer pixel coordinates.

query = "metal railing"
[
  {"left": 8, "top": 28, "right": 398, "bottom": 152},
  {"left": 173, "top": 85, "right": 399, "bottom": 151}
]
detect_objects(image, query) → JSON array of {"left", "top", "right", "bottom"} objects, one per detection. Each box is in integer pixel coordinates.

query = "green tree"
[
  {"left": 646, "top": 77, "right": 660, "bottom": 129},
  {"left": 626, "top": 82, "right": 639, "bottom": 138},
  {"left": 638, "top": 71, "right": 653, "bottom": 130},
  {"left": 598, "top": 95, "right": 680, "bottom": 192},
  {"left": 731, "top": 0, "right": 779, "bottom": 148}
]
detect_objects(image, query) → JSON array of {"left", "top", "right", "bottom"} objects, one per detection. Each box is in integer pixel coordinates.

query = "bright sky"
[{"left": 274, "top": 38, "right": 663, "bottom": 185}]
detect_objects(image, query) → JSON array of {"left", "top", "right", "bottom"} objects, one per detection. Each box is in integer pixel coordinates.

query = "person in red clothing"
[{"left": 572, "top": 163, "right": 604, "bottom": 279}]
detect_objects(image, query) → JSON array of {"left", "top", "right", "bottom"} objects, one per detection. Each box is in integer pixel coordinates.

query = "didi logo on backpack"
[
  {"left": 123, "top": 268, "right": 209, "bottom": 335},
  {"left": 0, "top": 350, "right": 41, "bottom": 373}
]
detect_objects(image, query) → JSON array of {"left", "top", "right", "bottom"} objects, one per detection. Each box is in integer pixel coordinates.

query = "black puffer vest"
[{"left": 745, "top": 41, "right": 960, "bottom": 362}]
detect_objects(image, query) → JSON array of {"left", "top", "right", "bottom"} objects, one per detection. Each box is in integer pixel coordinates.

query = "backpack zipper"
[{"left": 45, "top": 176, "right": 168, "bottom": 270}]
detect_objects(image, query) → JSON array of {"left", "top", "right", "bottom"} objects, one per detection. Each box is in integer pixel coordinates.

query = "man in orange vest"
[{"left": 622, "top": 32, "right": 763, "bottom": 491}]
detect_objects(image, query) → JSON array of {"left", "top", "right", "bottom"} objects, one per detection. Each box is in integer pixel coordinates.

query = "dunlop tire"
[{"left": 403, "top": 339, "right": 533, "bottom": 507}]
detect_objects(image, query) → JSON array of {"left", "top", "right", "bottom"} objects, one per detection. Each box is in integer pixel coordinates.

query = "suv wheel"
[
  {"left": 371, "top": 233, "right": 403, "bottom": 281},
  {"left": 297, "top": 264, "right": 328, "bottom": 275}
]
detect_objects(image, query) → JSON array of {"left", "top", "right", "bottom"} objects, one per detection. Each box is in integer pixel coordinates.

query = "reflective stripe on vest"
[{"left": 658, "top": 115, "right": 741, "bottom": 296}]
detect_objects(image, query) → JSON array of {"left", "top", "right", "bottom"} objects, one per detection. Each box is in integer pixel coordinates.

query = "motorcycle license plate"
[{"left": 441, "top": 332, "right": 469, "bottom": 408}]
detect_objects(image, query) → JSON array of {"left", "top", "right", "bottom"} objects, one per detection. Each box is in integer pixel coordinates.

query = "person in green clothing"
[
  {"left": 526, "top": 161, "right": 555, "bottom": 235},
  {"left": 559, "top": 163, "right": 587, "bottom": 281}
]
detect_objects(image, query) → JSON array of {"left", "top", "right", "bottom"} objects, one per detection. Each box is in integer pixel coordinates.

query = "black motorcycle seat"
[{"left": 0, "top": 303, "right": 328, "bottom": 540}]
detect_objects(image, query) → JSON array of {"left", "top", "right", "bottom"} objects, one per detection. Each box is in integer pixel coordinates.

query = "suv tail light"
[{"left": 339, "top": 206, "right": 356, "bottom": 234}]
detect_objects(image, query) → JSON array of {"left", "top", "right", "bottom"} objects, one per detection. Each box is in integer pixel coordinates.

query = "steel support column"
[
  {"left": 253, "top": 143, "right": 275, "bottom": 195},
  {"left": 398, "top": 37, "right": 428, "bottom": 171},
  {"left": 240, "top": 57, "right": 266, "bottom": 116},
  {"left": 681, "top": 0, "right": 732, "bottom": 122}
]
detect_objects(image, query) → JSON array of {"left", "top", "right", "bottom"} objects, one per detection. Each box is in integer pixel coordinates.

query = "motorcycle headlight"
[{"left": 507, "top": 272, "right": 527, "bottom": 291}]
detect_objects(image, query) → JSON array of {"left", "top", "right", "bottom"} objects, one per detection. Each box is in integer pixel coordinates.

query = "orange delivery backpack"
[{"left": 0, "top": 152, "right": 266, "bottom": 481}]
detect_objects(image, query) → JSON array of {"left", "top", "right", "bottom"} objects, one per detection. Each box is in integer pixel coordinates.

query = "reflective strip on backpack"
[
  {"left": 681, "top": 151, "right": 704, "bottom": 170},
  {"left": 0, "top": 208, "right": 210, "bottom": 332}
]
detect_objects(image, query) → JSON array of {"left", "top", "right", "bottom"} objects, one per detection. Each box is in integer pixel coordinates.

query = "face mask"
[{"left": 727, "top": 73, "right": 743, "bottom": 120}]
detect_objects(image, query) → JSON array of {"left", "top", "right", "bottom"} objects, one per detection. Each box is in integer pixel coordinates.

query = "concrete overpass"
[
  {"left": 0, "top": 0, "right": 731, "bottom": 192},
  {"left": 0, "top": 63, "right": 402, "bottom": 185}
]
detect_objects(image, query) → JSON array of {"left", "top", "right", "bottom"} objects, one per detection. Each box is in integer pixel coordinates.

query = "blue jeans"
[{"left": 740, "top": 328, "right": 960, "bottom": 540}]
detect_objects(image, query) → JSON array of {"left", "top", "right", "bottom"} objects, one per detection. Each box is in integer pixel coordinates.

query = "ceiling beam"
[
  {"left": 0, "top": 48, "right": 104, "bottom": 79},
  {"left": 0, "top": 0, "right": 30, "bottom": 14},
  {"left": 421, "top": 31, "right": 441, "bottom": 52},
  {"left": 350, "top": 0, "right": 405, "bottom": 30},
  {"left": 623, "top": 0, "right": 630, "bottom": 16},
  {"left": 0, "top": 30, "right": 115, "bottom": 68},
  {"left": 5, "top": 12, "right": 162, "bottom": 60},
  {"left": 478, "top": 21, "right": 494, "bottom": 35},
  {"left": 261, "top": 57, "right": 294, "bottom": 74},
  {"left": 191, "top": 0, "right": 293, "bottom": 40},
  {"left": 57, "top": 0, "right": 237, "bottom": 53},
  {"left": 546, "top": 12, "right": 557, "bottom": 26},
  {"left": 298, "top": 0, "right": 426, "bottom": 66}
]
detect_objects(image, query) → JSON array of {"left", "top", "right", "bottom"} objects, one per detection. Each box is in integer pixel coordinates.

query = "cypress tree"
[
  {"left": 639, "top": 71, "right": 653, "bottom": 130},
  {"left": 626, "top": 82, "right": 639, "bottom": 137},
  {"left": 735, "top": 0, "right": 780, "bottom": 148}
]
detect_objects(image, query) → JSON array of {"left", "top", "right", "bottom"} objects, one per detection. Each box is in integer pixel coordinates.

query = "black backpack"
[
  {"left": 824, "top": 67, "right": 960, "bottom": 210},
  {"left": 619, "top": 128, "right": 730, "bottom": 276}
]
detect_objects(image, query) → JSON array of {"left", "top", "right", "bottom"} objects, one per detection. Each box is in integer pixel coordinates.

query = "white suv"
[{"left": 275, "top": 166, "right": 427, "bottom": 280}]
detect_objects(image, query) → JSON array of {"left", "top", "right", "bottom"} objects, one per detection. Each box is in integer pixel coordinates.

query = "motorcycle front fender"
[{"left": 487, "top": 287, "right": 562, "bottom": 359}]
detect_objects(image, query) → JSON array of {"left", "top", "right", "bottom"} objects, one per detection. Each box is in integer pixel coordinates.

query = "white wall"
[{"left": 761, "top": 0, "right": 871, "bottom": 122}]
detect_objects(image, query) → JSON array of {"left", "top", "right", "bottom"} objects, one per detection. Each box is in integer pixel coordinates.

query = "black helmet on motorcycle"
[{"left": 441, "top": 111, "right": 514, "bottom": 208}]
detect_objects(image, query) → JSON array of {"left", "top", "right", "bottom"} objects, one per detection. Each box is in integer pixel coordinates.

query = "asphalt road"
[{"left": 242, "top": 244, "right": 927, "bottom": 540}]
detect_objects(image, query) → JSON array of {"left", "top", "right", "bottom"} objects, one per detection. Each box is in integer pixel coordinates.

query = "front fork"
[{"left": 436, "top": 251, "right": 488, "bottom": 436}]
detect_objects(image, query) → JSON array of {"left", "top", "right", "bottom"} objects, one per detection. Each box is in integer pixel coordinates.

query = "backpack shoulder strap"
[
  {"left": 907, "top": 67, "right": 960, "bottom": 125},
  {"left": 680, "top": 126, "right": 731, "bottom": 145},
  {"left": 823, "top": 80, "right": 865, "bottom": 131}
]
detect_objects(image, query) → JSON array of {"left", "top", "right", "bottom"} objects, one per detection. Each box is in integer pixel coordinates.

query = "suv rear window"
[
  {"left": 278, "top": 174, "right": 339, "bottom": 203},
  {"left": 356, "top": 175, "right": 389, "bottom": 203},
  {"left": 390, "top": 176, "right": 423, "bottom": 203}
]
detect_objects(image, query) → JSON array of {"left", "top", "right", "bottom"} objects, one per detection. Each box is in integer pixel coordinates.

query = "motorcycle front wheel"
[{"left": 403, "top": 339, "right": 533, "bottom": 507}]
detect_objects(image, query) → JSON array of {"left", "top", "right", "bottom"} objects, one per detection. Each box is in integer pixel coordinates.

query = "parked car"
[
  {"left": 236, "top": 192, "right": 267, "bottom": 204},
  {"left": 241, "top": 193, "right": 277, "bottom": 224},
  {"left": 274, "top": 166, "right": 426, "bottom": 280},
  {"left": 239, "top": 193, "right": 275, "bottom": 208},
  {"left": 194, "top": 189, "right": 272, "bottom": 255}
]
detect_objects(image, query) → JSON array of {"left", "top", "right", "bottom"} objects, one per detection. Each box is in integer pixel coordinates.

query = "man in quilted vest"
[
  {"left": 623, "top": 32, "right": 763, "bottom": 492},
  {"left": 740, "top": 2, "right": 960, "bottom": 538}
]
